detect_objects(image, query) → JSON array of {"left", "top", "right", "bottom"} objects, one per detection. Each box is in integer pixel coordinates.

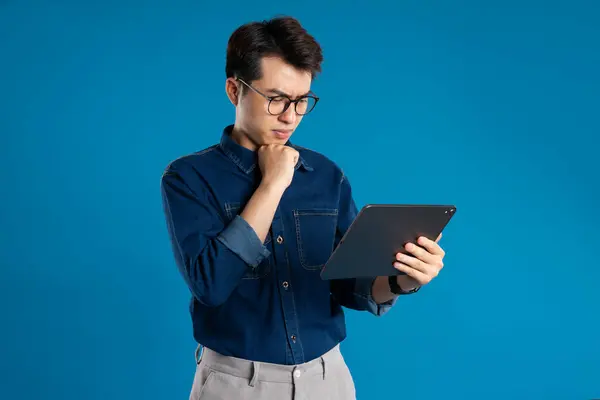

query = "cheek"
[
  {"left": 249, "top": 97, "right": 268, "bottom": 115},
  {"left": 246, "top": 110, "right": 277, "bottom": 136},
  {"left": 239, "top": 95, "right": 266, "bottom": 117},
  {"left": 239, "top": 100, "right": 264, "bottom": 123}
]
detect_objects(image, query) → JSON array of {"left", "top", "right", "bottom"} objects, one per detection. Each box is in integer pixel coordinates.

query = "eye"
[{"left": 270, "top": 96, "right": 287, "bottom": 103}]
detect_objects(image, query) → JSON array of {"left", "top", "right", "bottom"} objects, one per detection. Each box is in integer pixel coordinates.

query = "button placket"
[{"left": 271, "top": 209, "right": 303, "bottom": 364}]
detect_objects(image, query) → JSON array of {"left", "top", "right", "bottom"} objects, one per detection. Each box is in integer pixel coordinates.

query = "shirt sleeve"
[
  {"left": 329, "top": 173, "right": 397, "bottom": 316},
  {"left": 160, "top": 160, "right": 270, "bottom": 307}
]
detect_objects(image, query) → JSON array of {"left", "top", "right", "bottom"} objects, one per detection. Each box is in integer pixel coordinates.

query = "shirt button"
[
  {"left": 294, "top": 370, "right": 302, "bottom": 378},
  {"left": 291, "top": 335, "right": 296, "bottom": 343},
  {"left": 276, "top": 235, "right": 284, "bottom": 244},
  {"left": 282, "top": 281, "right": 289, "bottom": 289}
]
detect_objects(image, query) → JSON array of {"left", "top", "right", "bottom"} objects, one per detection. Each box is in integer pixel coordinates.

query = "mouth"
[{"left": 272, "top": 129, "right": 293, "bottom": 139}]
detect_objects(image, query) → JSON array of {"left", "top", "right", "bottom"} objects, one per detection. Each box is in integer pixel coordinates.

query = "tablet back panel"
[{"left": 320, "top": 204, "right": 456, "bottom": 280}]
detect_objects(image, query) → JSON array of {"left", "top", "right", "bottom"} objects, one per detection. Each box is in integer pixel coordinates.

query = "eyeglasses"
[{"left": 237, "top": 78, "right": 319, "bottom": 116}]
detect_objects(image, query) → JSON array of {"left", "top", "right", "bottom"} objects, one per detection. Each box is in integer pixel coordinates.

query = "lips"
[{"left": 273, "top": 129, "right": 292, "bottom": 139}]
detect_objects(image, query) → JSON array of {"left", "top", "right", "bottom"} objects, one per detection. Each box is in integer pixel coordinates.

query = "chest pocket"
[
  {"left": 224, "top": 202, "right": 271, "bottom": 279},
  {"left": 293, "top": 208, "right": 338, "bottom": 271}
]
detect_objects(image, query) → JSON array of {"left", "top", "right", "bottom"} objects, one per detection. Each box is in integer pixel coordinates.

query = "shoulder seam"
[
  {"left": 162, "top": 145, "right": 218, "bottom": 175},
  {"left": 196, "top": 145, "right": 218, "bottom": 156}
]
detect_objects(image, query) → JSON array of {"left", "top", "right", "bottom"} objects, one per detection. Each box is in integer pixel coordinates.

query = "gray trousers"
[{"left": 189, "top": 344, "right": 356, "bottom": 400}]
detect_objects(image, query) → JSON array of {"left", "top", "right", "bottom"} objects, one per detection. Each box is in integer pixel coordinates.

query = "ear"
[{"left": 225, "top": 78, "right": 241, "bottom": 106}]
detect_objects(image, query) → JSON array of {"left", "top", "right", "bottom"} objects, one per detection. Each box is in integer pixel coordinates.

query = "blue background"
[{"left": 1, "top": 1, "right": 599, "bottom": 399}]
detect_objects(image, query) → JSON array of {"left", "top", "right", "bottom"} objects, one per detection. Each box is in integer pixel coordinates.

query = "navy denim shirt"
[{"left": 160, "top": 125, "right": 396, "bottom": 365}]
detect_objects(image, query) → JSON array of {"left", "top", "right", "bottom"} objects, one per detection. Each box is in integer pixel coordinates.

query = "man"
[{"left": 160, "top": 16, "right": 446, "bottom": 400}]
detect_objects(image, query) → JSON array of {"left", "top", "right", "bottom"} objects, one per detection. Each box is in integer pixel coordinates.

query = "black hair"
[{"left": 225, "top": 16, "right": 323, "bottom": 84}]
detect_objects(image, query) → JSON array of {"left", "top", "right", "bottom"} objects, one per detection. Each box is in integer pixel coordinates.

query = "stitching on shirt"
[
  {"left": 340, "top": 169, "right": 346, "bottom": 185},
  {"left": 225, "top": 203, "right": 270, "bottom": 279},
  {"left": 294, "top": 211, "right": 338, "bottom": 216},
  {"left": 282, "top": 235, "right": 306, "bottom": 364},
  {"left": 196, "top": 146, "right": 217, "bottom": 156},
  {"left": 293, "top": 209, "right": 338, "bottom": 270},
  {"left": 288, "top": 144, "right": 315, "bottom": 171},
  {"left": 162, "top": 146, "right": 217, "bottom": 176},
  {"left": 219, "top": 143, "right": 256, "bottom": 174},
  {"left": 224, "top": 202, "right": 240, "bottom": 220},
  {"left": 278, "top": 215, "right": 306, "bottom": 363}
]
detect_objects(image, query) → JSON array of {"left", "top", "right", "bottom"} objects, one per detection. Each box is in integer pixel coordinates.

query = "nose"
[{"left": 278, "top": 103, "right": 297, "bottom": 124}]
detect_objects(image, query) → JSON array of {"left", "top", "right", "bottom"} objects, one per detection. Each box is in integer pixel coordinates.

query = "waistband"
[{"left": 197, "top": 344, "right": 342, "bottom": 384}]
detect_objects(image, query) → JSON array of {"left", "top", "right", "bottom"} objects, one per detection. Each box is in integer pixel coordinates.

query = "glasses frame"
[{"left": 237, "top": 78, "right": 319, "bottom": 116}]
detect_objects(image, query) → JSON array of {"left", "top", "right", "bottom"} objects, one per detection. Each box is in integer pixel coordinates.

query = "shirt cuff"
[
  {"left": 354, "top": 277, "right": 397, "bottom": 316},
  {"left": 216, "top": 215, "right": 271, "bottom": 268}
]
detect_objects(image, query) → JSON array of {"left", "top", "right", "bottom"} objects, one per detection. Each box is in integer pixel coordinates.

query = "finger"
[
  {"left": 416, "top": 236, "right": 445, "bottom": 257},
  {"left": 393, "top": 262, "right": 430, "bottom": 285},
  {"left": 404, "top": 242, "right": 438, "bottom": 264},
  {"left": 436, "top": 232, "right": 442, "bottom": 243},
  {"left": 395, "top": 253, "right": 429, "bottom": 274},
  {"left": 285, "top": 148, "right": 299, "bottom": 162}
]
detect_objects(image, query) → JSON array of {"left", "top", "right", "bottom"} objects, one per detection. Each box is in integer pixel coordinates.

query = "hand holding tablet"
[{"left": 393, "top": 232, "right": 446, "bottom": 290}]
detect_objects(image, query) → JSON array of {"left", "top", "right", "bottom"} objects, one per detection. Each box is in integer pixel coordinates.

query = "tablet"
[{"left": 320, "top": 204, "right": 457, "bottom": 280}]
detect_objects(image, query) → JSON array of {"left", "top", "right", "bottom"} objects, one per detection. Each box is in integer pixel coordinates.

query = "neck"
[{"left": 231, "top": 124, "right": 259, "bottom": 152}]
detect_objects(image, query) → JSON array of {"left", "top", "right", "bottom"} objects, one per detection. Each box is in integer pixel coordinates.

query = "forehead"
[{"left": 255, "top": 56, "right": 312, "bottom": 97}]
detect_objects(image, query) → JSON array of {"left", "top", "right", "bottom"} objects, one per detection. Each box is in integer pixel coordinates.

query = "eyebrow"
[{"left": 266, "top": 88, "right": 313, "bottom": 98}]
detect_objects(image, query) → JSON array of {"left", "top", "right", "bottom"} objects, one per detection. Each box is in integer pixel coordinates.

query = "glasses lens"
[
  {"left": 268, "top": 96, "right": 318, "bottom": 115},
  {"left": 295, "top": 97, "right": 317, "bottom": 115},
  {"left": 268, "top": 97, "right": 288, "bottom": 115}
]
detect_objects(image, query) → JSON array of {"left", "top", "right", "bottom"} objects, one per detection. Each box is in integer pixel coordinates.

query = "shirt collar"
[{"left": 219, "top": 125, "right": 314, "bottom": 175}]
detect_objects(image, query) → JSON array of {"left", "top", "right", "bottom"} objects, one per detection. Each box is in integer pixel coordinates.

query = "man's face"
[{"left": 228, "top": 56, "right": 313, "bottom": 150}]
